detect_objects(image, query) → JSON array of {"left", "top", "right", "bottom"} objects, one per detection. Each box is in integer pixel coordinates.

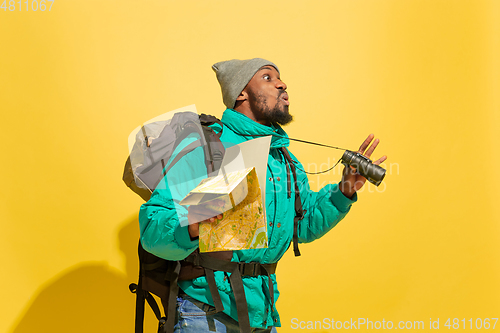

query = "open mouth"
[{"left": 280, "top": 92, "right": 289, "bottom": 105}]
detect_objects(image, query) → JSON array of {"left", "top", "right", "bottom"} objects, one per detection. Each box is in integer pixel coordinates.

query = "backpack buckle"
[
  {"left": 239, "top": 262, "right": 259, "bottom": 276},
  {"left": 158, "top": 317, "right": 167, "bottom": 332}
]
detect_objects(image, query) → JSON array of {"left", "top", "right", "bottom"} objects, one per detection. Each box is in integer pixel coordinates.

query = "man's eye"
[{"left": 263, "top": 74, "right": 270, "bottom": 80}]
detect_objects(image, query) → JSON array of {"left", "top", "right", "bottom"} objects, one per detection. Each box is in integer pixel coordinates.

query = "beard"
[
  {"left": 266, "top": 103, "right": 293, "bottom": 126},
  {"left": 249, "top": 90, "right": 293, "bottom": 126}
]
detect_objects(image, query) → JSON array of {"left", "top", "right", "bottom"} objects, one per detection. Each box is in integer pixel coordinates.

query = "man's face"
[{"left": 244, "top": 66, "right": 292, "bottom": 126}]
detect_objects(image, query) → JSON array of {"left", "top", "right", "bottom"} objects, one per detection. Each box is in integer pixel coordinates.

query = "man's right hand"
[{"left": 187, "top": 204, "right": 224, "bottom": 238}]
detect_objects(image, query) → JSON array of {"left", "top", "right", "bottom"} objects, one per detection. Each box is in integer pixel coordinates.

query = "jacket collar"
[{"left": 220, "top": 109, "right": 290, "bottom": 148}]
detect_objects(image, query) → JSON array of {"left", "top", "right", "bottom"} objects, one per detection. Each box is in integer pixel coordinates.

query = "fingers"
[
  {"left": 208, "top": 214, "right": 224, "bottom": 222},
  {"left": 373, "top": 155, "right": 387, "bottom": 165},
  {"left": 358, "top": 134, "right": 385, "bottom": 161},
  {"left": 364, "top": 138, "right": 379, "bottom": 159},
  {"left": 343, "top": 164, "right": 359, "bottom": 176},
  {"left": 358, "top": 134, "right": 375, "bottom": 154}
]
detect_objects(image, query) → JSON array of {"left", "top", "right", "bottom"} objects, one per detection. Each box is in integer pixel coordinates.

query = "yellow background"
[{"left": 1, "top": 1, "right": 498, "bottom": 332}]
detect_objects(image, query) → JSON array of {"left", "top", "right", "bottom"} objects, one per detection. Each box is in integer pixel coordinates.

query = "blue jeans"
[{"left": 174, "top": 294, "right": 277, "bottom": 333}]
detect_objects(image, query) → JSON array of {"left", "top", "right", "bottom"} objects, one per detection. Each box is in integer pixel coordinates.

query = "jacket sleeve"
[
  {"left": 138, "top": 138, "right": 207, "bottom": 260},
  {"left": 292, "top": 154, "right": 358, "bottom": 243}
]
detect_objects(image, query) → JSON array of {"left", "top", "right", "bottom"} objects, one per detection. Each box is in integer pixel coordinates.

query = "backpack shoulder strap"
[
  {"left": 199, "top": 113, "right": 223, "bottom": 130},
  {"left": 280, "top": 147, "right": 306, "bottom": 257},
  {"left": 161, "top": 115, "right": 224, "bottom": 177},
  {"left": 199, "top": 114, "right": 224, "bottom": 175}
]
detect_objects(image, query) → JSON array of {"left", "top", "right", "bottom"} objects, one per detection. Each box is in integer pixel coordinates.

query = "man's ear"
[{"left": 235, "top": 90, "right": 248, "bottom": 102}]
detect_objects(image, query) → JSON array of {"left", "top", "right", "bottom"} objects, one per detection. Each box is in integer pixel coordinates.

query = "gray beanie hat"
[{"left": 212, "top": 58, "right": 279, "bottom": 109}]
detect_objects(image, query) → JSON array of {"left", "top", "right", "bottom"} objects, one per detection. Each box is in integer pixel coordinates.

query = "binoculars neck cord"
[
  {"left": 229, "top": 131, "right": 348, "bottom": 175},
  {"left": 228, "top": 130, "right": 386, "bottom": 185}
]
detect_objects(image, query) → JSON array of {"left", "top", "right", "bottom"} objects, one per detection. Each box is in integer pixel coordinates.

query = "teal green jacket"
[{"left": 139, "top": 109, "right": 357, "bottom": 328}]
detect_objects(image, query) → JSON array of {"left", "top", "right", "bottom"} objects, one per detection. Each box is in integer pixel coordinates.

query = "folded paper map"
[{"left": 180, "top": 167, "right": 268, "bottom": 252}]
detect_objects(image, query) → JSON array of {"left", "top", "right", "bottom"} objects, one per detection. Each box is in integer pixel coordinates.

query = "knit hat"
[{"left": 212, "top": 58, "right": 279, "bottom": 109}]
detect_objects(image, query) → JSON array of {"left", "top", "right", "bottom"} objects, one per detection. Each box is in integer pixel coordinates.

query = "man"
[{"left": 139, "top": 58, "right": 386, "bottom": 333}]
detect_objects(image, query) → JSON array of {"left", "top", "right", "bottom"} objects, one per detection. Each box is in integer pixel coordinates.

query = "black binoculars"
[{"left": 341, "top": 150, "right": 386, "bottom": 186}]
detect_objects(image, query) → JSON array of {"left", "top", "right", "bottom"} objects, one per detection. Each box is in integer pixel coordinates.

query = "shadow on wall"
[{"left": 11, "top": 216, "right": 159, "bottom": 333}]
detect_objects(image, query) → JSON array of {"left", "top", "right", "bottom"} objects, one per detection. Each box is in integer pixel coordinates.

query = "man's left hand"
[{"left": 339, "top": 134, "right": 387, "bottom": 199}]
